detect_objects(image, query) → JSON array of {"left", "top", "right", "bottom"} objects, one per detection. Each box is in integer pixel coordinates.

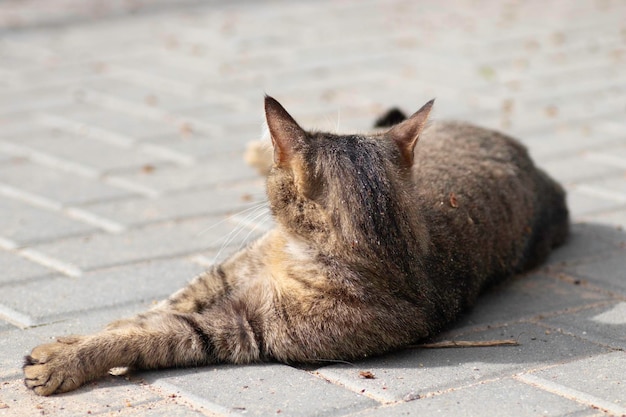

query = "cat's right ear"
[
  {"left": 386, "top": 99, "right": 434, "bottom": 167},
  {"left": 264, "top": 96, "right": 307, "bottom": 167}
]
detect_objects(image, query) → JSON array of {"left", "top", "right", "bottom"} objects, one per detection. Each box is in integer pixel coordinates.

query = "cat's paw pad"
[{"left": 23, "top": 339, "right": 84, "bottom": 396}]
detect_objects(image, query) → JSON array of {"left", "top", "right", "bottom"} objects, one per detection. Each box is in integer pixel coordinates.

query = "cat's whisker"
[
  {"left": 235, "top": 211, "right": 272, "bottom": 253},
  {"left": 212, "top": 206, "right": 270, "bottom": 263},
  {"left": 196, "top": 202, "right": 267, "bottom": 237}
]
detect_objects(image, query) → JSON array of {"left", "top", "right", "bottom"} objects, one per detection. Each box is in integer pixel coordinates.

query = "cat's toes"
[{"left": 23, "top": 341, "right": 83, "bottom": 396}]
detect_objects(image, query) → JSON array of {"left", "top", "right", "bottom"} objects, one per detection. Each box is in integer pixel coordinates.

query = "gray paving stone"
[
  {"left": 566, "top": 187, "right": 626, "bottom": 218},
  {"left": 0, "top": 377, "right": 163, "bottom": 417},
  {"left": 30, "top": 215, "right": 264, "bottom": 271},
  {"left": 347, "top": 378, "right": 595, "bottom": 417},
  {"left": 85, "top": 181, "right": 265, "bottom": 227},
  {"left": 543, "top": 301, "right": 626, "bottom": 350},
  {"left": 41, "top": 103, "right": 182, "bottom": 141},
  {"left": 316, "top": 322, "right": 609, "bottom": 403},
  {"left": 540, "top": 155, "right": 624, "bottom": 186},
  {"left": 142, "top": 363, "right": 378, "bottom": 417},
  {"left": 562, "top": 251, "right": 626, "bottom": 296},
  {"left": 529, "top": 352, "right": 626, "bottom": 411},
  {"left": 452, "top": 272, "right": 608, "bottom": 329},
  {"left": 546, "top": 222, "right": 626, "bottom": 266},
  {"left": 0, "top": 257, "right": 206, "bottom": 326},
  {"left": 113, "top": 157, "right": 258, "bottom": 194},
  {"left": 4, "top": 127, "right": 175, "bottom": 174},
  {"left": 0, "top": 249, "right": 54, "bottom": 285},
  {"left": 0, "top": 196, "right": 96, "bottom": 245},
  {"left": 582, "top": 209, "right": 626, "bottom": 230},
  {"left": 0, "top": 159, "right": 134, "bottom": 205}
]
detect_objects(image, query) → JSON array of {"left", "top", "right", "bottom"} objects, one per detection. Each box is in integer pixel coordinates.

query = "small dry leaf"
[
  {"left": 545, "top": 105, "right": 559, "bottom": 117},
  {"left": 359, "top": 370, "right": 376, "bottom": 379},
  {"left": 179, "top": 122, "right": 194, "bottom": 136}
]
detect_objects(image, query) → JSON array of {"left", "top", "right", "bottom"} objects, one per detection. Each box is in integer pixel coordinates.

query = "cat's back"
[{"left": 409, "top": 120, "right": 568, "bottom": 300}]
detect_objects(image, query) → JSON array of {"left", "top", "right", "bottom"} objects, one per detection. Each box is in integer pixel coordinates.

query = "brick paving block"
[
  {"left": 566, "top": 187, "right": 626, "bottom": 219},
  {"left": 316, "top": 322, "right": 610, "bottom": 403},
  {"left": 525, "top": 352, "right": 626, "bottom": 412},
  {"left": 0, "top": 196, "right": 96, "bottom": 246},
  {"left": 0, "top": 257, "right": 206, "bottom": 326},
  {"left": 5, "top": 127, "right": 178, "bottom": 174},
  {"left": 144, "top": 125, "right": 258, "bottom": 160},
  {"left": 0, "top": 249, "right": 53, "bottom": 285},
  {"left": 0, "top": 159, "right": 135, "bottom": 205},
  {"left": 543, "top": 301, "right": 626, "bottom": 350},
  {"left": 0, "top": 377, "right": 161, "bottom": 417},
  {"left": 0, "top": 85, "right": 75, "bottom": 116},
  {"left": 539, "top": 155, "right": 624, "bottom": 186},
  {"left": 547, "top": 222, "right": 626, "bottom": 267},
  {"left": 582, "top": 209, "right": 626, "bottom": 230},
  {"left": 40, "top": 102, "right": 183, "bottom": 141},
  {"left": 114, "top": 157, "right": 258, "bottom": 195},
  {"left": 561, "top": 251, "right": 626, "bottom": 296},
  {"left": 82, "top": 77, "right": 207, "bottom": 113},
  {"left": 85, "top": 181, "right": 265, "bottom": 227},
  {"left": 30, "top": 215, "right": 263, "bottom": 271},
  {"left": 347, "top": 378, "right": 595, "bottom": 417},
  {"left": 142, "top": 363, "right": 377, "bottom": 417},
  {"left": 451, "top": 272, "right": 608, "bottom": 329}
]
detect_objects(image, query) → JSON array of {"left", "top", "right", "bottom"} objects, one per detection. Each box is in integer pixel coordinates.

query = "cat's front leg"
[{"left": 24, "top": 304, "right": 263, "bottom": 396}]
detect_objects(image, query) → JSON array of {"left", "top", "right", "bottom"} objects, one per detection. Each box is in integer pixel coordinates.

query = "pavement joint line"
[
  {"left": 312, "top": 369, "right": 397, "bottom": 404},
  {"left": 17, "top": 248, "right": 83, "bottom": 278},
  {"left": 0, "top": 236, "right": 19, "bottom": 250},
  {"left": 0, "top": 183, "right": 63, "bottom": 211},
  {"left": 0, "top": 304, "right": 35, "bottom": 329},
  {"left": 574, "top": 184, "right": 626, "bottom": 204},
  {"left": 80, "top": 88, "right": 173, "bottom": 121},
  {"left": 103, "top": 175, "right": 161, "bottom": 198},
  {"left": 0, "top": 182, "right": 127, "bottom": 233},
  {"left": 64, "top": 207, "right": 127, "bottom": 234},
  {"left": 148, "top": 378, "right": 246, "bottom": 417},
  {"left": 0, "top": 139, "right": 100, "bottom": 178},
  {"left": 108, "top": 65, "right": 200, "bottom": 98},
  {"left": 138, "top": 142, "right": 196, "bottom": 166},
  {"left": 515, "top": 373, "right": 626, "bottom": 416},
  {"left": 36, "top": 112, "right": 136, "bottom": 148},
  {"left": 584, "top": 152, "right": 626, "bottom": 170}
]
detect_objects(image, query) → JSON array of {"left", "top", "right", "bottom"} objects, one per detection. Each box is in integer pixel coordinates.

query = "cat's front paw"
[{"left": 23, "top": 336, "right": 86, "bottom": 396}]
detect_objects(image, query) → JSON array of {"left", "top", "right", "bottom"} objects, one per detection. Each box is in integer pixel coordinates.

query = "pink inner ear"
[{"left": 387, "top": 99, "right": 434, "bottom": 166}]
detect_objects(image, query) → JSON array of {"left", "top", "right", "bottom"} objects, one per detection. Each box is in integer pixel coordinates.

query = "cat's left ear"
[
  {"left": 386, "top": 99, "right": 434, "bottom": 167},
  {"left": 264, "top": 96, "right": 307, "bottom": 167}
]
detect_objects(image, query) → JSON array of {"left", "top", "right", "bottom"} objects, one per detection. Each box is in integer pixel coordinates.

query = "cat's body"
[{"left": 24, "top": 97, "right": 568, "bottom": 396}]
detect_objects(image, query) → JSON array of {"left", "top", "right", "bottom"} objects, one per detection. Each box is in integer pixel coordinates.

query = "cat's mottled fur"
[{"left": 24, "top": 97, "right": 568, "bottom": 396}]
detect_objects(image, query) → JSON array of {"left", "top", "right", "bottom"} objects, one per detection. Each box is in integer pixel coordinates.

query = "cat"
[{"left": 23, "top": 96, "right": 569, "bottom": 396}]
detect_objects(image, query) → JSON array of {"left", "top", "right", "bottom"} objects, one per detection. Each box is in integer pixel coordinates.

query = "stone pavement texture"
[{"left": 0, "top": 0, "right": 625, "bottom": 415}]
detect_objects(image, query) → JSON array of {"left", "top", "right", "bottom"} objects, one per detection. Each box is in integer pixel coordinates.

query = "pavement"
[{"left": 0, "top": 0, "right": 625, "bottom": 415}]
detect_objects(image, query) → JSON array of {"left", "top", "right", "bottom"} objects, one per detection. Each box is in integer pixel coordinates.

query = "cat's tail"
[
  {"left": 518, "top": 169, "right": 570, "bottom": 272},
  {"left": 374, "top": 108, "right": 407, "bottom": 128}
]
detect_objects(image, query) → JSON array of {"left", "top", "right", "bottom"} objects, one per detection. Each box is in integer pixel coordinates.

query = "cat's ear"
[
  {"left": 264, "top": 96, "right": 306, "bottom": 167},
  {"left": 386, "top": 99, "right": 434, "bottom": 167}
]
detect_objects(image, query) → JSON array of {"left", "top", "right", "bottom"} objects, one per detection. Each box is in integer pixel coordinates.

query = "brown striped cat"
[{"left": 24, "top": 96, "right": 568, "bottom": 396}]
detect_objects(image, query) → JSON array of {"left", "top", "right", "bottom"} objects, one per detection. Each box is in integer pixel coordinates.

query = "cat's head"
[{"left": 264, "top": 96, "right": 433, "bottom": 256}]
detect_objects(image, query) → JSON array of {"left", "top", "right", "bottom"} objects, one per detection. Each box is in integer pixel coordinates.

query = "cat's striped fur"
[{"left": 24, "top": 97, "right": 568, "bottom": 396}]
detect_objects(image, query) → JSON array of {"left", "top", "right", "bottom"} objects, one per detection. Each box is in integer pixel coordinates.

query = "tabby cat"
[{"left": 24, "top": 96, "right": 569, "bottom": 396}]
